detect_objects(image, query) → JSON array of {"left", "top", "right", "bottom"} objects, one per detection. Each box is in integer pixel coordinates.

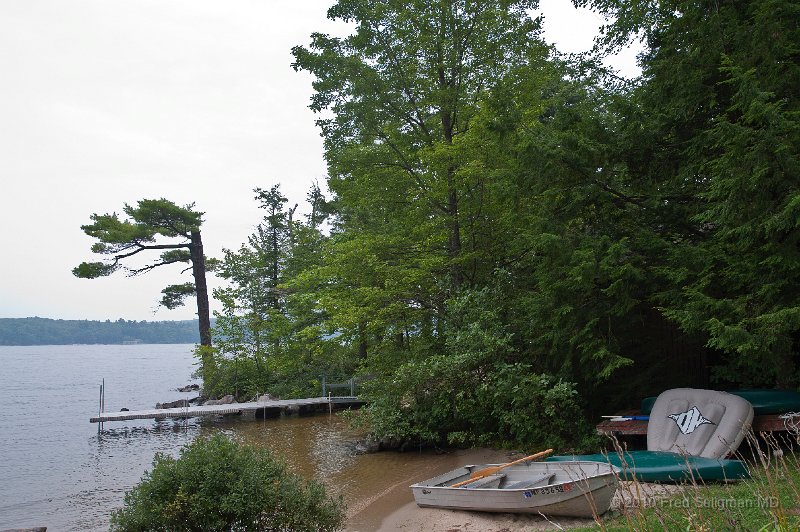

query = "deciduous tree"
[{"left": 292, "top": 0, "right": 543, "bottom": 291}]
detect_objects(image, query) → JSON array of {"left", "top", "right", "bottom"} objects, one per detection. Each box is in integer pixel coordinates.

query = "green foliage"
[
  {"left": 352, "top": 287, "right": 597, "bottom": 451},
  {"left": 72, "top": 261, "right": 116, "bottom": 279},
  {"left": 75, "top": 199, "right": 204, "bottom": 279},
  {"left": 601, "top": 0, "right": 800, "bottom": 386},
  {"left": 358, "top": 356, "right": 595, "bottom": 451},
  {"left": 292, "top": 0, "right": 546, "bottom": 290},
  {"left": 578, "top": 453, "right": 800, "bottom": 531},
  {"left": 160, "top": 283, "right": 197, "bottom": 310},
  {"left": 110, "top": 434, "right": 345, "bottom": 532},
  {"left": 206, "top": 184, "right": 356, "bottom": 400},
  {"left": 124, "top": 198, "right": 203, "bottom": 238},
  {"left": 481, "top": 364, "right": 599, "bottom": 452},
  {"left": 159, "top": 249, "right": 192, "bottom": 265},
  {"left": 78, "top": 199, "right": 202, "bottom": 252},
  {"left": 207, "top": 0, "right": 800, "bottom": 452}
]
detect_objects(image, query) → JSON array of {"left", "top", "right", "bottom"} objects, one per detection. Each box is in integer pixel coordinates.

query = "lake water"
[
  {"left": 0, "top": 344, "right": 207, "bottom": 530},
  {"left": 0, "top": 344, "right": 493, "bottom": 531}
]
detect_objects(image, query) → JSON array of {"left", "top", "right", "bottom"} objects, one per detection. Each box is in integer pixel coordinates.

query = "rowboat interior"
[{"left": 418, "top": 461, "right": 614, "bottom": 490}]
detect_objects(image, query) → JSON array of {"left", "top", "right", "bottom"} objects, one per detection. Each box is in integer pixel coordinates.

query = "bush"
[
  {"left": 351, "top": 287, "right": 598, "bottom": 452},
  {"left": 110, "top": 434, "right": 345, "bottom": 532},
  {"left": 478, "top": 363, "right": 600, "bottom": 452}
]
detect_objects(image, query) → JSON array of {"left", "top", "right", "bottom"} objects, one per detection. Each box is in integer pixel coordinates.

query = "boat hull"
[
  {"left": 548, "top": 450, "right": 750, "bottom": 482},
  {"left": 410, "top": 461, "right": 618, "bottom": 518}
]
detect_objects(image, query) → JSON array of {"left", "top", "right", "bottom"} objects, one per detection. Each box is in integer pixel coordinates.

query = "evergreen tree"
[
  {"left": 589, "top": 0, "right": 800, "bottom": 386},
  {"left": 73, "top": 199, "right": 213, "bottom": 347}
]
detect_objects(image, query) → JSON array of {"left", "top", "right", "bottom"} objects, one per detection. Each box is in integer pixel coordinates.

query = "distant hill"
[{"left": 0, "top": 317, "right": 202, "bottom": 346}]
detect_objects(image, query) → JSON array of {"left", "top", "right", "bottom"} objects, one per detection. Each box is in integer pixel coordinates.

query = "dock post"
[
  {"left": 321, "top": 376, "right": 326, "bottom": 397},
  {"left": 350, "top": 377, "right": 354, "bottom": 397},
  {"left": 98, "top": 384, "right": 102, "bottom": 434},
  {"left": 101, "top": 378, "right": 105, "bottom": 431},
  {"left": 98, "top": 378, "right": 105, "bottom": 433}
]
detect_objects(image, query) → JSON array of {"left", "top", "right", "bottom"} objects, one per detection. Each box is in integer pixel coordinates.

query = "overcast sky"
[{"left": 0, "top": 0, "right": 640, "bottom": 322}]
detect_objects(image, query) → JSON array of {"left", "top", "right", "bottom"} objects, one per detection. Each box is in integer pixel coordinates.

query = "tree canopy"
[{"left": 200, "top": 0, "right": 799, "bottom": 449}]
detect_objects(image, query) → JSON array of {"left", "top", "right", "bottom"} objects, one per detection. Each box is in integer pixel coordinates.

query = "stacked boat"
[{"left": 549, "top": 388, "right": 756, "bottom": 482}]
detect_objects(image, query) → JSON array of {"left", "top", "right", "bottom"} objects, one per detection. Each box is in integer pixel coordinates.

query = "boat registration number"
[{"left": 524, "top": 482, "right": 574, "bottom": 498}]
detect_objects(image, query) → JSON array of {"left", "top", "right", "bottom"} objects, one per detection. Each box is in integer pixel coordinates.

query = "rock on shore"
[
  {"left": 156, "top": 399, "right": 189, "bottom": 409},
  {"left": 203, "top": 394, "right": 237, "bottom": 406}
]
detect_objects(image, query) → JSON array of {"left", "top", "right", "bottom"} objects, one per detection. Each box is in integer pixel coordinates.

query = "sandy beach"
[{"left": 372, "top": 502, "right": 591, "bottom": 531}]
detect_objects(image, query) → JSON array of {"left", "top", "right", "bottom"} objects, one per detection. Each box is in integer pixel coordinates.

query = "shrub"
[
  {"left": 110, "top": 434, "right": 345, "bottom": 531},
  {"left": 351, "top": 287, "right": 598, "bottom": 451}
]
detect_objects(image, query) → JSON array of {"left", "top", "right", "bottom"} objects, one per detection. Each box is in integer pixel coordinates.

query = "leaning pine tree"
[{"left": 73, "top": 198, "right": 212, "bottom": 347}]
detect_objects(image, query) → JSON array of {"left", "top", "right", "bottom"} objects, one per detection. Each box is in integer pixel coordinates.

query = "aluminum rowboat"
[{"left": 410, "top": 460, "right": 618, "bottom": 517}]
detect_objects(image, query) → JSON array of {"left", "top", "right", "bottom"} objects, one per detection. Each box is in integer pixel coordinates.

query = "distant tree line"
[{"left": 0, "top": 317, "right": 202, "bottom": 346}]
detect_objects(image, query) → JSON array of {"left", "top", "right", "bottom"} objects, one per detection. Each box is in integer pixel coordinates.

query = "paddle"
[{"left": 450, "top": 448, "right": 554, "bottom": 488}]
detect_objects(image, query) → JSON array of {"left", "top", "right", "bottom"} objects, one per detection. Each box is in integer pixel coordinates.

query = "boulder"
[
  {"left": 354, "top": 438, "right": 380, "bottom": 454},
  {"left": 204, "top": 395, "right": 236, "bottom": 406},
  {"left": 177, "top": 384, "right": 200, "bottom": 392},
  {"left": 156, "top": 399, "right": 189, "bottom": 409}
]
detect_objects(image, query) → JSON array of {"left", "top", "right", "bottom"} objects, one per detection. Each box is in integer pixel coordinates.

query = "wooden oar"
[{"left": 450, "top": 448, "right": 554, "bottom": 488}]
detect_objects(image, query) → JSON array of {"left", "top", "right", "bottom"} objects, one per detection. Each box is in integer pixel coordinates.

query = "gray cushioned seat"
[{"left": 647, "top": 388, "right": 753, "bottom": 459}]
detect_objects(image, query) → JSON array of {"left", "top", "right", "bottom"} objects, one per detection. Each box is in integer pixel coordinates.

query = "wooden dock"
[{"left": 91, "top": 396, "right": 363, "bottom": 423}]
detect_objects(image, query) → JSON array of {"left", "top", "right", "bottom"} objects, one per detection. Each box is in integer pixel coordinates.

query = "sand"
[{"left": 372, "top": 502, "right": 591, "bottom": 531}]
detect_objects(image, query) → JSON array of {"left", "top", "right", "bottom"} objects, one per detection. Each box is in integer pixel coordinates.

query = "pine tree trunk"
[{"left": 190, "top": 231, "right": 212, "bottom": 347}]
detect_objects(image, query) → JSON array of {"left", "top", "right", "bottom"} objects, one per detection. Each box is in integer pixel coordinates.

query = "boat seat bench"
[
  {"left": 457, "top": 473, "right": 505, "bottom": 489},
  {"left": 503, "top": 473, "right": 555, "bottom": 490}
]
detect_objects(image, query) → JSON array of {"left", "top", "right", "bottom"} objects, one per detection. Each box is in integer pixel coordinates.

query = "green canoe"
[
  {"left": 641, "top": 389, "right": 800, "bottom": 416},
  {"left": 547, "top": 451, "right": 750, "bottom": 482}
]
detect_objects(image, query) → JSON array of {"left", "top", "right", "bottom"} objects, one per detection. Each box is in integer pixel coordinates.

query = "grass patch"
[{"left": 577, "top": 434, "right": 800, "bottom": 531}]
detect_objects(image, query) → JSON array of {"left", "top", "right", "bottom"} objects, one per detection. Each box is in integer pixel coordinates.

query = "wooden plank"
[
  {"left": 90, "top": 396, "right": 362, "bottom": 423},
  {"left": 596, "top": 412, "right": 795, "bottom": 436},
  {"left": 595, "top": 409, "right": 646, "bottom": 436},
  {"left": 596, "top": 418, "right": 648, "bottom": 436},
  {"left": 754, "top": 414, "right": 797, "bottom": 433}
]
